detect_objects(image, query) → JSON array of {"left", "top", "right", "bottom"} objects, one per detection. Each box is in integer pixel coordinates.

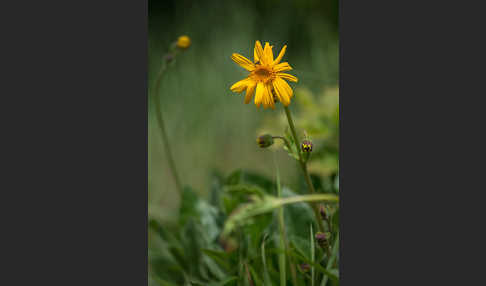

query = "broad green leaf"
[{"left": 221, "top": 193, "right": 339, "bottom": 238}]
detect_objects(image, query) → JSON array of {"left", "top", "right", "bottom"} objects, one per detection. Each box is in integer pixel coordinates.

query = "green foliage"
[
  {"left": 149, "top": 167, "right": 339, "bottom": 286},
  {"left": 258, "top": 86, "right": 340, "bottom": 194},
  {"left": 148, "top": 1, "right": 339, "bottom": 283},
  {"left": 149, "top": 72, "right": 340, "bottom": 286}
]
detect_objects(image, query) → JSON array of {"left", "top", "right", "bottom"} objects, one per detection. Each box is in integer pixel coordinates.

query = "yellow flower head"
[
  {"left": 230, "top": 41, "right": 298, "bottom": 109},
  {"left": 176, "top": 35, "right": 191, "bottom": 49}
]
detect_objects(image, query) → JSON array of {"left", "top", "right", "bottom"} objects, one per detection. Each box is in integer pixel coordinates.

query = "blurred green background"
[{"left": 148, "top": 0, "right": 339, "bottom": 222}]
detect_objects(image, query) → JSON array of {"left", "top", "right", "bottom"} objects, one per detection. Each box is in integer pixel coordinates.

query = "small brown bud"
[
  {"left": 299, "top": 263, "right": 310, "bottom": 272},
  {"left": 320, "top": 205, "right": 327, "bottom": 220},
  {"left": 164, "top": 54, "right": 175, "bottom": 63},
  {"left": 315, "top": 232, "right": 328, "bottom": 249}
]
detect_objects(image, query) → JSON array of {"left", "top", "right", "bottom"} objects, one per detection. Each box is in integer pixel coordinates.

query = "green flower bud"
[
  {"left": 299, "top": 263, "right": 310, "bottom": 272},
  {"left": 301, "top": 139, "right": 313, "bottom": 152},
  {"left": 315, "top": 232, "right": 328, "bottom": 249},
  {"left": 257, "top": 134, "right": 274, "bottom": 148}
]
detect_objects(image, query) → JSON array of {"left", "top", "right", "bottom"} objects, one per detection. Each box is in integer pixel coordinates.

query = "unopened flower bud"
[
  {"left": 164, "top": 54, "right": 175, "bottom": 63},
  {"left": 315, "top": 232, "right": 328, "bottom": 249},
  {"left": 301, "top": 140, "right": 313, "bottom": 152},
  {"left": 320, "top": 205, "right": 326, "bottom": 220},
  {"left": 299, "top": 263, "right": 310, "bottom": 272},
  {"left": 257, "top": 134, "right": 274, "bottom": 148},
  {"left": 176, "top": 35, "right": 191, "bottom": 49}
]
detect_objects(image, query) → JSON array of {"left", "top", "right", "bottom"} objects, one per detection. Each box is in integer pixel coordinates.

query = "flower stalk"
[
  {"left": 152, "top": 36, "right": 191, "bottom": 195},
  {"left": 153, "top": 62, "right": 183, "bottom": 194},
  {"left": 283, "top": 106, "right": 325, "bottom": 233},
  {"left": 272, "top": 136, "right": 292, "bottom": 152}
]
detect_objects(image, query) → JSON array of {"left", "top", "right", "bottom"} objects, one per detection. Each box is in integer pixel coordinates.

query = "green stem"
[
  {"left": 272, "top": 136, "right": 292, "bottom": 152},
  {"left": 275, "top": 156, "right": 298, "bottom": 286},
  {"left": 283, "top": 106, "right": 325, "bottom": 233},
  {"left": 153, "top": 60, "right": 183, "bottom": 194}
]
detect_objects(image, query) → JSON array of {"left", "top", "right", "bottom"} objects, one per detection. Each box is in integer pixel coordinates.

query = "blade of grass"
[
  {"left": 261, "top": 234, "right": 272, "bottom": 286},
  {"left": 275, "top": 157, "right": 286, "bottom": 286},
  {"left": 221, "top": 193, "right": 338, "bottom": 238},
  {"left": 311, "top": 224, "right": 315, "bottom": 286},
  {"left": 320, "top": 232, "right": 339, "bottom": 286},
  {"left": 287, "top": 250, "right": 339, "bottom": 283},
  {"left": 245, "top": 263, "right": 255, "bottom": 286},
  {"left": 248, "top": 264, "right": 262, "bottom": 286},
  {"left": 239, "top": 231, "right": 250, "bottom": 286},
  {"left": 215, "top": 276, "right": 238, "bottom": 285}
]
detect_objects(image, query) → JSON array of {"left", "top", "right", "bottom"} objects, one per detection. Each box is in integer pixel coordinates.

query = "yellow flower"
[
  {"left": 230, "top": 41, "right": 298, "bottom": 109},
  {"left": 176, "top": 35, "right": 191, "bottom": 49}
]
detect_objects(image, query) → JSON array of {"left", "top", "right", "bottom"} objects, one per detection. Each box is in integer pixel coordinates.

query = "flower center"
[{"left": 252, "top": 66, "right": 274, "bottom": 83}]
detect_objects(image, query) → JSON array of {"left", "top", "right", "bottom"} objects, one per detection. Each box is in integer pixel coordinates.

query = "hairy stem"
[
  {"left": 283, "top": 106, "right": 325, "bottom": 232},
  {"left": 272, "top": 136, "right": 292, "bottom": 152},
  {"left": 153, "top": 60, "right": 183, "bottom": 194}
]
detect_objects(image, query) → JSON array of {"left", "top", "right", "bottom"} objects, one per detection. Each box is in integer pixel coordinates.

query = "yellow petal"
[
  {"left": 265, "top": 84, "right": 275, "bottom": 109},
  {"left": 254, "top": 41, "right": 264, "bottom": 64},
  {"left": 273, "top": 45, "right": 287, "bottom": 65},
  {"left": 262, "top": 85, "right": 269, "bottom": 109},
  {"left": 277, "top": 73, "right": 298, "bottom": 82},
  {"left": 263, "top": 42, "right": 274, "bottom": 64},
  {"left": 272, "top": 77, "right": 292, "bottom": 106},
  {"left": 278, "top": 77, "right": 294, "bottom": 98},
  {"left": 231, "top": 53, "right": 255, "bottom": 71},
  {"left": 230, "top": 77, "right": 252, "bottom": 93},
  {"left": 254, "top": 82, "right": 265, "bottom": 107},
  {"left": 274, "top": 62, "right": 292, "bottom": 72},
  {"left": 244, "top": 81, "right": 257, "bottom": 104}
]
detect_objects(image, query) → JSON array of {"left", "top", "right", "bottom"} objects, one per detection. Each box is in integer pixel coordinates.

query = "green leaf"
[
  {"left": 214, "top": 276, "right": 238, "bottom": 286},
  {"left": 332, "top": 209, "right": 339, "bottom": 231},
  {"left": 287, "top": 250, "right": 338, "bottom": 284},
  {"left": 209, "top": 171, "right": 225, "bottom": 209},
  {"left": 221, "top": 193, "right": 339, "bottom": 238},
  {"left": 261, "top": 234, "right": 272, "bottom": 286},
  {"left": 281, "top": 187, "right": 316, "bottom": 259},
  {"left": 248, "top": 264, "right": 264, "bottom": 286},
  {"left": 321, "top": 232, "right": 339, "bottom": 286},
  {"left": 201, "top": 249, "right": 232, "bottom": 272},
  {"left": 226, "top": 170, "right": 243, "bottom": 185},
  {"left": 179, "top": 187, "right": 200, "bottom": 225},
  {"left": 224, "top": 184, "right": 266, "bottom": 198},
  {"left": 311, "top": 224, "right": 315, "bottom": 286},
  {"left": 226, "top": 169, "right": 276, "bottom": 191}
]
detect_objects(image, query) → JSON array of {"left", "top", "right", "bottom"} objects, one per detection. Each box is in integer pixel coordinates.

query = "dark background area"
[{"left": 2, "top": 0, "right": 483, "bottom": 285}]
